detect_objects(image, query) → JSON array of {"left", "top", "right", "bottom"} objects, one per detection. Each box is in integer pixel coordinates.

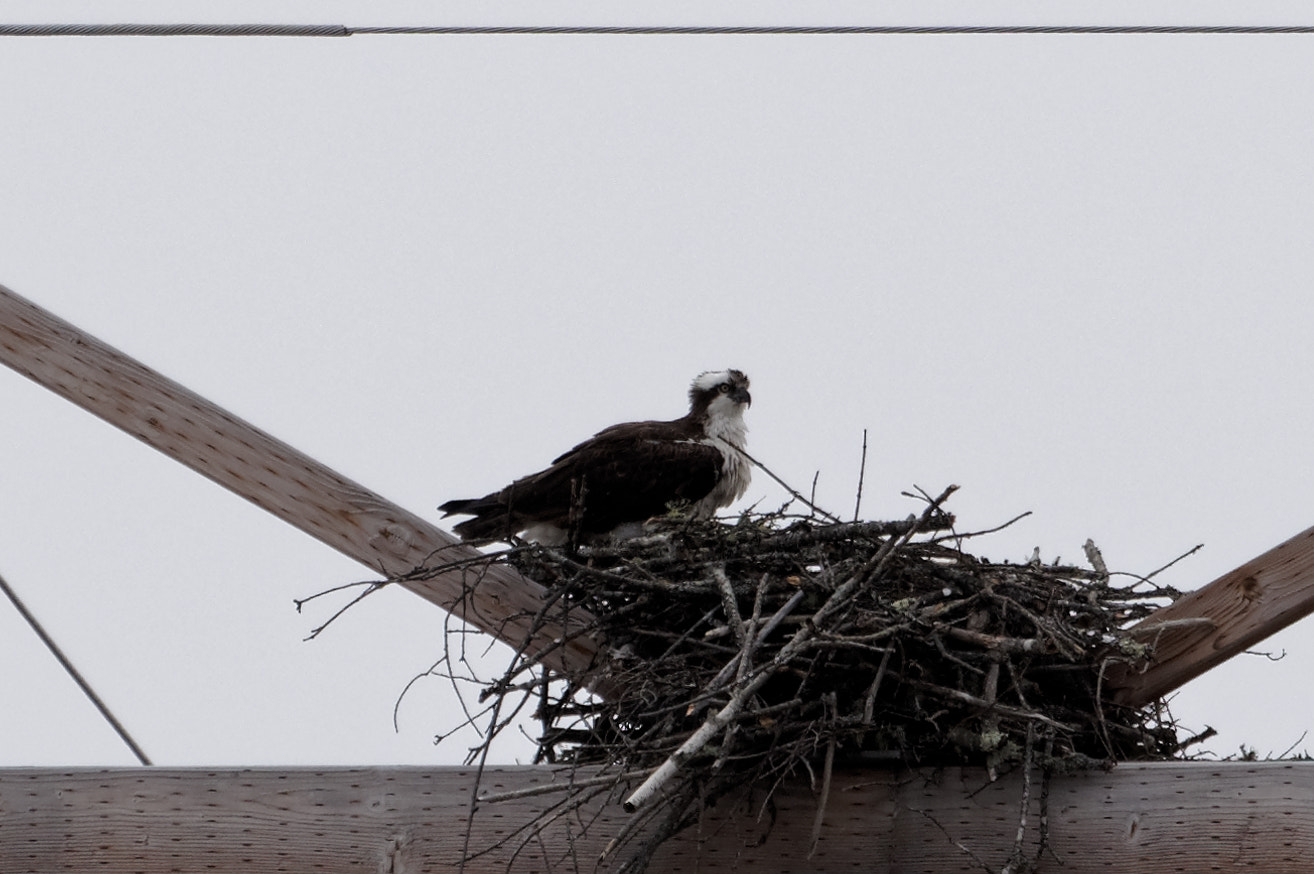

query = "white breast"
[{"left": 694, "top": 407, "right": 750, "bottom": 516}]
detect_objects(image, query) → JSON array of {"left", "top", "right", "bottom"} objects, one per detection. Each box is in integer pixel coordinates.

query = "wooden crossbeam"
[
  {"left": 1108, "top": 524, "right": 1314, "bottom": 707},
  {"left": 6, "top": 762, "right": 1314, "bottom": 872},
  {"left": 0, "top": 284, "right": 598, "bottom": 675},
  {"left": 5, "top": 284, "right": 1314, "bottom": 707}
]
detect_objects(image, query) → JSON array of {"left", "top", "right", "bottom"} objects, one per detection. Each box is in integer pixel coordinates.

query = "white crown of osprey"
[{"left": 692, "top": 369, "right": 744, "bottom": 390}]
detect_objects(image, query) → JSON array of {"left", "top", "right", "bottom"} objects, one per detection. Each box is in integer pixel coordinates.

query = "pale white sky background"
[{"left": 3, "top": 0, "right": 1314, "bottom": 767}]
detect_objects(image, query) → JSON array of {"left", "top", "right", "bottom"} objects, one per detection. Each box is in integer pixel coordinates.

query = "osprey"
[{"left": 439, "top": 369, "right": 752, "bottom": 546}]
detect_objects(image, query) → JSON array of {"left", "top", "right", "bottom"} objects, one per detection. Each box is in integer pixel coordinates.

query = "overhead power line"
[
  {"left": 351, "top": 24, "right": 1314, "bottom": 35},
  {"left": 0, "top": 23, "right": 346, "bottom": 37},
  {"left": 2, "top": 23, "right": 1314, "bottom": 38}
]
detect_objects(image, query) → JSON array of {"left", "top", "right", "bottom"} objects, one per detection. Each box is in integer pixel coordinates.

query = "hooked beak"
[{"left": 731, "top": 387, "right": 752, "bottom": 407}]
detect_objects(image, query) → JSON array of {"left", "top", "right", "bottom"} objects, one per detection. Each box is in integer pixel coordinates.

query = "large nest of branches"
[{"left": 461, "top": 487, "right": 1185, "bottom": 872}]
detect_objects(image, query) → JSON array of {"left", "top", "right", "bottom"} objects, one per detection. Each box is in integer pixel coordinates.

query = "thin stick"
[
  {"left": 736, "top": 444, "right": 843, "bottom": 523},
  {"left": 1173, "top": 725, "right": 1218, "bottom": 754},
  {"left": 927, "top": 510, "right": 1032, "bottom": 543},
  {"left": 738, "top": 573, "right": 771, "bottom": 686},
  {"left": 479, "top": 769, "right": 649, "bottom": 804},
  {"left": 1143, "top": 542, "right": 1205, "bottom": 581},
  {"left": 291, "top": 578, "right": 380, "bottom": 610},
  {"left": 1002, "top": 722, "right": 1036, "bottom": 874},
  {"left": 0, "top": 570, "right": 152, "bottom": 766},
  {"left": 853, "top": 428, "right": 868, "bottom": 522},
  {"left": 808, "top": 694, "right": 838, "bottom": 859},
  {"left": 711, "top": 565, "right": 746, "bottom": 649},
  {"left": 862, "top": 647, "right": 893, "bottom": 729},
  {"left": 942, "top": 626, "right": 1047, "bottom": 654},
  {"left": 695, "top": 588, "right": 808, "bottom": 710},
  {"left": 303, "top": 582, "right": 384, "bottom": 640},
  {"left": 910, "top": 679, "right": 1072, "bottom": 731},
  {"left": 907, "top": 807, "right": 995, "bottom": 874},
  {"left": 1111, "top": 542, "right": 1206, "bottom": 589},
  {"left": 458, "top": 688, "right": 506, "bottom": 873},
  {"left": 624, "top": 486, "right": 957, "bottom": 813},
  {"left": 1277, "top": 730, "right": 1309, "bottom": 760},
  {"left": 1083, "top": 538, "right": 1109, "bottom": 579},
  {"left": 1125, "top": 617, "right": 1216, "bottom": 638},
  {"left": 1036, "top": 730, "right": 1059, "bottom": 866},
  {"left": 752, "top": 516, "right": 953, "bottom": 552}
]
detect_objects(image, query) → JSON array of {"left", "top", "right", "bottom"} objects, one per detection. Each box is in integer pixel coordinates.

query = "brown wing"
[{"left": 440, "top": 422, "right": 721, "bottom": 543}]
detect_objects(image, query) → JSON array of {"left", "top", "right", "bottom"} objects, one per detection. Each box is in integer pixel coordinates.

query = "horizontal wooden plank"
[
  {"left": 3, "top": 762, "right": 1313, "bottom": 873},
  {"left": 0, "top": 284, "right": 598, "bottom": 675},
  {"left": 1108, "top": 524, "right": 1314, "bottom": 706}
]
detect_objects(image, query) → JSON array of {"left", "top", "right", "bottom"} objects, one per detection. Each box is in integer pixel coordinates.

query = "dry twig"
[{"left": 390, "top": 487, "right": 1187, "bottom": 873}]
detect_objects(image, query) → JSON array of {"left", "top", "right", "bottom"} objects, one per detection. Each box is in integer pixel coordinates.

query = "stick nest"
[{"left": 466, "top": 490, "right": 1185, "bottom": 871}]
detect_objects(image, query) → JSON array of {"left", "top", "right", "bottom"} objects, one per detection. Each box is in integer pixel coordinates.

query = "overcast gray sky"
[{"left": 4, "top": 0, "right": 1314, "bottom": 766}]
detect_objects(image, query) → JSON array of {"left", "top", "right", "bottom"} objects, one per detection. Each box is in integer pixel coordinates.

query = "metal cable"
[
  {"left": 0, "top": 23, "right": 347, "bottom": 37},
  {"left": 2, "top": 23, "right": 1314, "bottom": 37},
  {"left": 0, "top": 570, "right": 152, "bottom": 766},
  {"left": 349, "top": 25, "right": 1314, "bottom": 35}
]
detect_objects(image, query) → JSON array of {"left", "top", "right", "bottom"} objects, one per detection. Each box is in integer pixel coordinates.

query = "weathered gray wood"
[
  {"left": 10, "top": 283, "right": 1314, "bottom": 713},
  {"left": 1108, "top": 524, "right": 1314, "bottom": 707},
  {"left": 0, "top": 284, "right": 598, "bottom": 675},
  {"left": 2, "top": 762, "right": 1312, "bottom": 872}
]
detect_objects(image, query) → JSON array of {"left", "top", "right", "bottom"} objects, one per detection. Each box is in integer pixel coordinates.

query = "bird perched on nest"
[{"left": 439, "top": 369, "right": 753, "bottom": 546}]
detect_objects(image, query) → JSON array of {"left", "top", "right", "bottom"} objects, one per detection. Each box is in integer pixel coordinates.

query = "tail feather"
[
  {"left": 439, "top": 496, "right": 519, "bottom": 545},
  {"left": 438, "top": 497, "right": 482, "bottom": 517}
]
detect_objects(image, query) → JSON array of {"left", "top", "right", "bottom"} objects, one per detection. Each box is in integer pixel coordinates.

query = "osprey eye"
[{"left": 718, "top": 384, "right": 731, "bottom": 393}]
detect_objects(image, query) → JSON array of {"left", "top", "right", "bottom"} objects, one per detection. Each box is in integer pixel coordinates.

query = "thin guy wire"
[
  {"left": 0, "top": 23, "right": 348, "bottom": 37},
  {"left": 0, "top": 570, "right": 153, "bottom": 766},
  {"left": 3, "top": 23, "right": 1314, "bottom": 37},
  {"left": 350, "top": 25, "right": 1314, "bottom": 35}
]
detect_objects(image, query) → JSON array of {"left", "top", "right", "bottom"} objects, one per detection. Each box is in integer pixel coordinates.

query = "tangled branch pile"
[{"left": 467, "top": 489, "right": 1184, "bottom": 872}]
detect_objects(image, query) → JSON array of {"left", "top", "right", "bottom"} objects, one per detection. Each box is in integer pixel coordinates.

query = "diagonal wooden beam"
[
  {"left": 11, "top": 282, "right": 1312, "bottom": 706},
  {"left": 0, "top": 283, "right": 598, "bottom": 675},
  {"left": 1107, "top": 524, "right": 1314, "bottom": 707}
]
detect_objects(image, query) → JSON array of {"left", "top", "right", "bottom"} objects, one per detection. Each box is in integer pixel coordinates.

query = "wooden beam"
[
  {"left": 5, "top": 762, "right": 1314, "bottom": 872},
  {"left": 9, "top": 284, "right": 1314, "bottom": 709},
  {"left": 1107, "top": 524, "right": 1314, "bottom": 707},
  {"left": 0, "top": 284, "right": 598, "bottom": 674}
]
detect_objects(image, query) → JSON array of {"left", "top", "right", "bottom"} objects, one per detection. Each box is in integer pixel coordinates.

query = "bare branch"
[{"left": 853, "top": 428, "right": 869, "bottom": 523}]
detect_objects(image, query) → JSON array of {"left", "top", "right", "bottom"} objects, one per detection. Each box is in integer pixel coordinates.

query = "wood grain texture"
[
  {"left": 0, "top": 284, "right": 598, "bottom": 674},
  {"left": 3, "top": 762, "right": 1314, "bottom": 872},
  {"left": 1108, "top": 524, "right": 1314, "bottom": 707}
]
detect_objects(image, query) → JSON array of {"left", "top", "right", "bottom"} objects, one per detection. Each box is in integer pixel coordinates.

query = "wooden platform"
[{"left": 3, "top": 762, "right": 1312, "bottom": 873}]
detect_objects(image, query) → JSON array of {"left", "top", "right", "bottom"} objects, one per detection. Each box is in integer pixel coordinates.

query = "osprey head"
[{"left": 689, "top": 369, "right": 752, "bottom": 419}]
